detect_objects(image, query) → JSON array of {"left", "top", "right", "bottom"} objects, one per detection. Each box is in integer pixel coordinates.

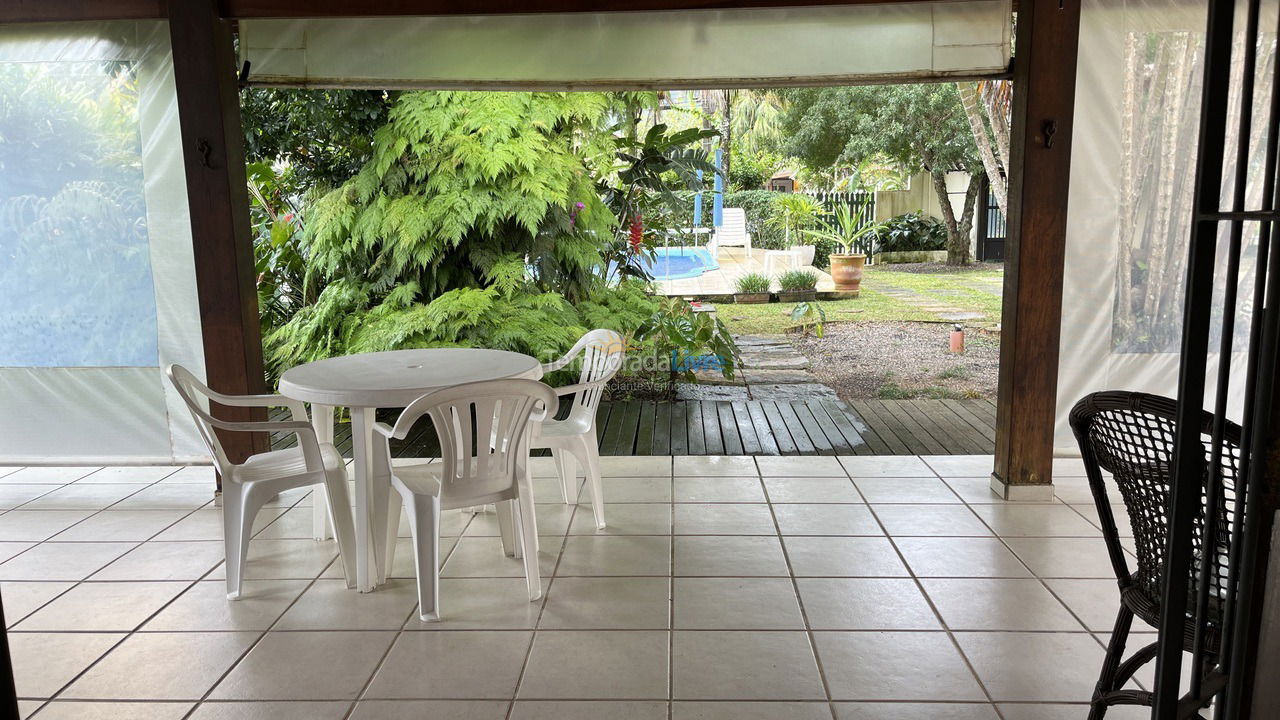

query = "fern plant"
[{"left": 266, "top": 91, "right": 645, "bottom": 379}]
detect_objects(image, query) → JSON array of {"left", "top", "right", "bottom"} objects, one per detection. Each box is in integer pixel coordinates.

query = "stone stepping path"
[
  {"left": 682, "top": 334, "right": 835, "bottom": 401},
  {"left": 863, "top": 280, "right": 987, "bottom": 323}
]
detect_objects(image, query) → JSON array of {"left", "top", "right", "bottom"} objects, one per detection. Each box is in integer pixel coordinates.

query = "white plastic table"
[
  {"left": 762, "top": 248, "right": 802, "bottom": 276},
  {"left": 279, "top": 348, "right": 542, "bottom": 591}
]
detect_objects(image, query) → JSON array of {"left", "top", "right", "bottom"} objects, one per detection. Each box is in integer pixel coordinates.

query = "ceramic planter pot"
[
  {"left": 734, "top": 292, "right": 771, "bottom": 304},
  {"left": 777, "top": 290, "right": 817, "bottom": 303},
  {"left": 829, "top": 253, "right": 866, "bottom": 294},
  {"left": 795, "top": 244, "right": 816, "bottom": 266}
]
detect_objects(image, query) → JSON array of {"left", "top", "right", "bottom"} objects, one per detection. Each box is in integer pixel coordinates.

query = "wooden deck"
[{"left": 273, "top": 398, "right": 995, "bottom": 457}]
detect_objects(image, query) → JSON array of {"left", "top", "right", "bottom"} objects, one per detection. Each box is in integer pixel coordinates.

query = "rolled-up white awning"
[{"left": 239, "top": 2, "right": 1011, "bottom": 90}]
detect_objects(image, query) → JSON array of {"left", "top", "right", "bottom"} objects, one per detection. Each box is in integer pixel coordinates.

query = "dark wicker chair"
[{"left": 1069, "top": 391, "right": 1240, "bottom": 720}]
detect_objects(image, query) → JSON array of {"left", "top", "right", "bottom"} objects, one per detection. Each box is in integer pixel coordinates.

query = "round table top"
[{"left": 278, "top": 348, "right": 543, "bottom": 408}]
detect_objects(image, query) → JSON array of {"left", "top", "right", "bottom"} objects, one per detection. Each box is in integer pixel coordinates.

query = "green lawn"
[
  {"left": 865, "top": 266, "right": 1004, "bottom": 320},
  {"left": 717, "top": 264, "right": 1004, "bottom": 335}
]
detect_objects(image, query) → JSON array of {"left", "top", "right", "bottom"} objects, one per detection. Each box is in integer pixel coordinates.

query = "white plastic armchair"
[
  {"left": 372, "top": 378, "right": 556, "bottom": 622},
  {"left": 166, "top": 364, "right": 357, "bottom": 599},
  {"left": 531, "top": 329, "right": 626, "bottom": 528}
]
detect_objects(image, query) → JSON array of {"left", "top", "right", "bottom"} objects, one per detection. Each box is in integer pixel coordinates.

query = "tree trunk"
[
  {"left": 956, "top": 174, "right": 982, "bottom": 265},
  {"left": 718, "top": 89, "right": 733, "bottom": 180},
  {"left": 981, "top": 80, "right": 1012, "bottom": 170},
  {"left": 929, "top": 168, "right": 975, "bottom": 266},
  {"left": 958, "top": 81, "right": 1008, "bottom": 215}
]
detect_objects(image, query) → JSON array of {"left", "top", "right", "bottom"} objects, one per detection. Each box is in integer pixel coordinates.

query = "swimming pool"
[{"left": 626, "top": 247, "right": 719, "bottom": 281}]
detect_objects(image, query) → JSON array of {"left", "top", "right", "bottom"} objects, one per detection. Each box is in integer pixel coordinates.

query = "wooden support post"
[
  {"left": 168, "top": 0, "right": 269, "bottom": 467},
  {"left": 991, "top": 0, "right": 1081, "bottom": 500}
]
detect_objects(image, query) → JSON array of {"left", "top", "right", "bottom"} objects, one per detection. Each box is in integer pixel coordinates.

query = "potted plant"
[
  {"left": 766, "top": 193, "right": 823, "bottom": 265},
  {"left": 802, "top": 203, "right": 882, "bottom": 295},
  {"left": 777, "top": 269, "right": 819, "bottom": 303},
  {"left": 733, "top": 272, "right": 772, "bottom": 304}
]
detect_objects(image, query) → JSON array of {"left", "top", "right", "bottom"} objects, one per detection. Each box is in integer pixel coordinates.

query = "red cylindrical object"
[{"left": 949, "top": 324, "right": 965, "bottom": 353}]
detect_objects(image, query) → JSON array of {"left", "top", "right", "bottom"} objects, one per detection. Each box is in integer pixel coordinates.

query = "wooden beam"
[
  {"left": 3, "top": 0, "right": 942, "bottom": 23},
  {"left": 991, "top": 0, "right": 1081, "bottom": 498},
  {"left": 168, "top": 0, "right": 270, "bottom": 465},
  {"left": 1, "top": 0, "right": 163, "bottom": 24}
]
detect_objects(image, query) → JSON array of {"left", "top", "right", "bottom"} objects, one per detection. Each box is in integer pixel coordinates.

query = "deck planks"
[{"left": 274, "top": 398, "right": 997, "bottom": 459}]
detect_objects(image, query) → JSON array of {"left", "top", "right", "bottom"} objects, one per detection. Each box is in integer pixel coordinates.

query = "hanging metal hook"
[{"left": 1042, "top": 119, "right": 1058, "bottom": 149}]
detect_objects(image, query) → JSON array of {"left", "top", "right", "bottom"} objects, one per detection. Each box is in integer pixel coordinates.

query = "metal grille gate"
[{"left": 1159, "top": 0, "right": 1280, "bottom": 716}]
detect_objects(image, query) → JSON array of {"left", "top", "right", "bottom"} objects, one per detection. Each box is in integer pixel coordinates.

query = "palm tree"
[{"left": 958, "top": 80, "right": 1009, "bottom": 214}]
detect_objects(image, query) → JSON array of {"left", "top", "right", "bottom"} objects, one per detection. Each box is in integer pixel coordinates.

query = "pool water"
[{"left": 626, "top": 247, "right": 719, "bottom": 281}]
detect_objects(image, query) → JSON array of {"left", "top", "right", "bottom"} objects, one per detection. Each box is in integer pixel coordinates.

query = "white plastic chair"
[
  {"left": 374, "top": 378, "right": 556, "bottom": 622},
  {"left": 711, "top": 207, "right": 753, "bottom": 259},
  {"left": 530, "top": 329, "right": 625, "bottom": 529},
  {"left": 166, "top": 364, "right": 357, "bottom": 599}
]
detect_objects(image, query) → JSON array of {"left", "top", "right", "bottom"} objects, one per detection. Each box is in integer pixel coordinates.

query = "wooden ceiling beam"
[{"left": 2, "top": 0, "right": 164, "bottom": 24}]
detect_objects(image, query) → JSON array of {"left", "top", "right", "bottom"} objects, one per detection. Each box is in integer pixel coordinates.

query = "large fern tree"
[{"left": 267, "top": 91, "right": 653, "bottom": 377}]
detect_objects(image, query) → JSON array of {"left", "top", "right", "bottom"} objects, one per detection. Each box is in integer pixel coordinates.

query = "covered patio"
[
  {"left": 4, "top": 0, "right": 1280, "bottom": 718},
  {"left": 2, "top": 454, "right": 1147, "bottom": 719}
]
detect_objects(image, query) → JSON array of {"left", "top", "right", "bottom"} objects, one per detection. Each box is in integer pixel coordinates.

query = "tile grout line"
[
  {"left": 344, "top": 492, "right": 485, "bottom": 718},
  {"left": 861, "top": 467, "right": 1007, "bottom": 720},
  {"left": 668, "top": 471, "right": 675, "bottom": 720},
  {"left": 169, "top": 485, "right": 330, "bottom": 720},
  {"left": 17, "top": 474, "right": 238, "bottom": 714},
  {"left": 758, "top": 471, "right": 840, "bottom": 720},
  {"left": 504, "top": 474, "right": 581, "bottom": 719}
]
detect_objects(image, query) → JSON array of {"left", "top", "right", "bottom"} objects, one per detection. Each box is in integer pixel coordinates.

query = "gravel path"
[{"left": 790, "top": 321, "right": 1000, "bottom": 401}]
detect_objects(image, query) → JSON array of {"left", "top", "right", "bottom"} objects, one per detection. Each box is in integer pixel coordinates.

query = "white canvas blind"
[{"left": 240, "top": 2, "right": 1011, "bottom": 89}]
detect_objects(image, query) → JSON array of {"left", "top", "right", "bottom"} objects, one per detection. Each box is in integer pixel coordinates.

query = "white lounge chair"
[{"left": 710, "top": 207, "right": 753, "bottom": 259}]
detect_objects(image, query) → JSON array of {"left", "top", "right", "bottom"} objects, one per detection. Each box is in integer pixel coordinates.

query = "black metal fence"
[{"left": 976, "top": 180, "right": 1006, "bottom": 261}]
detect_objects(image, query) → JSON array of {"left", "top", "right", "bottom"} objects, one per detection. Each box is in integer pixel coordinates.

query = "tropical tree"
[
  {"left": 781, "top": 84, "right": 985, "bottom": 265},
  {"left": 240, "top": 88, "right": 395, "bottom": 190},
  {"left": 767, "top": 193, "right": 824, "bottom": 245},
  {"left": 730, "top": 90, "right": 787, "bottom": 154}
]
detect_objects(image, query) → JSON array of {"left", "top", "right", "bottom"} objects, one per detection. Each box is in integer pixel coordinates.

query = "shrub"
[
  {"left": 811, "top": 236, "right": 841, "bottom": 270},
  {"left": 778, "top": 269, "right": 818, "bottom": 291},
  {"left": 872, "top": 211, "right": 947, "bottom": 253},
  {"left": 734, "top": 273, "right": 772, "bottom": 294},
  {"left": 643, "top": 189, "right": 796, "bottom": 250}
]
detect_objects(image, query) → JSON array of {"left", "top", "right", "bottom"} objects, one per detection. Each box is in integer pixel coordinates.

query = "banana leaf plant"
[{"left": 600, "top": 124, "right": 722, "bottom": 281}]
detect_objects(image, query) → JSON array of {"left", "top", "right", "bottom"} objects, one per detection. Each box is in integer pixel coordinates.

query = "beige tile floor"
[
  {"left": 653, "top": 247, "right": 836, "bottom": 296},
  {"left": 0, "top": 456, "right": 1159, "bottom": 719}
]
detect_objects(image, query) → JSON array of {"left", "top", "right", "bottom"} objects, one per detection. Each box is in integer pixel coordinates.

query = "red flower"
[{"left": 629, "top": 214, "right": 643, "bottom": 253}]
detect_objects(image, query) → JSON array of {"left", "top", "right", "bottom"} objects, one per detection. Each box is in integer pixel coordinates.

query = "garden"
[{"left": 241, "top": 82, "right": 1009, "bottom": 403}]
